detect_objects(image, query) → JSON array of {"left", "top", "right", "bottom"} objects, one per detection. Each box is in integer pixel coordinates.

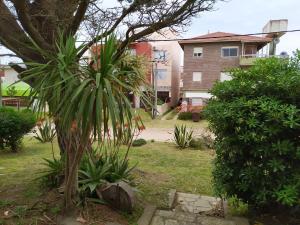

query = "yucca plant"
[
  {"left": 34, "top": 119, "right": 56, "bottom": 143},
  {"left": 79, "top": 146, "right": 136, "bottom": 193},
  {"left": 79, "top": 157, "right": 110, "bottom": 193},
  {"left": 39, "top": 157, "right": 65, "bottom": 188},
  {"left": 174, "top": 125, "right": 193, "bottom": 149},
  {"left": 21, "top": 33, "right": 149, "bottom": 209}
]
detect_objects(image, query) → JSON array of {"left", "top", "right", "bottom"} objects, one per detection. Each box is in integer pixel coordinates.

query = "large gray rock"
[{"left": 98, "top": 181, "right": 135, "bottom": 213}]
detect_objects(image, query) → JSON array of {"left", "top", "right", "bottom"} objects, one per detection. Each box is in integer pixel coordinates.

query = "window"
[
  {"left": 193, "top": 72, "right": 202, "bottom": 82},
  {"left": 155, "top": 69, "right": 167, "bottom": 80},
  {"left": 220, "top": 72, "right": 232, "bottom": 81},
  {"left": 154, "top": 50, "right": 167, "bottom": 61},
  {"left": 193, "top": 47, "right": 203, "bottom": 57},
  {"left": 222, "top": 47, "right": 239, "bottom": 57}
]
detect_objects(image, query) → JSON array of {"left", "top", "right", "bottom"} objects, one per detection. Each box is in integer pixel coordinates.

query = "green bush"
[
  {"left": 227, "top": 195, "right": 248, "bottom": 216},
  {"left": 189, "top": 138, "right": 204, "bottom": 150},
  {"left": 205, "top": 52, "right": 300, "bottom": 210},
  {"left": 174, "top": 125, "right": 193, "bottom": 149},
  {"left": 132, "top": 138, "right": 147, "bottom": 147},
  {"left": 39, "top": 157, "right": 65, "bottom": 188},
  {"left": 0, "top": 108, "right": 36, "bottom": 151},
  {"left": 190, "top": 134, "right": 214, "bottom": 150},
  {"left": 178, "top": 112, "right": 193, "bottom": 120},
  {"left": 79, "top": 147, "right": 135, "bottom": 193}
]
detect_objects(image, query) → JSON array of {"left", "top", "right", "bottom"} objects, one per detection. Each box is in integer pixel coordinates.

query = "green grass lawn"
[
  {"left": 126, "top": 142, "right": 214, "bottom": 208},
  {"left": 0, "top": 137, "right": 213, "bottom": 222}
]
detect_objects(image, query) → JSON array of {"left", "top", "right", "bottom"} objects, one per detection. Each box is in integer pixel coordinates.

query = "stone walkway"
[{"left": 149, "top": 192, "right": 249, "bottom": 225}]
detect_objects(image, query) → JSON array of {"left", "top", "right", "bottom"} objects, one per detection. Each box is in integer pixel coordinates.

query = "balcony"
[{"left": 240, "top": 54, "right": 270, "bottom": 66}]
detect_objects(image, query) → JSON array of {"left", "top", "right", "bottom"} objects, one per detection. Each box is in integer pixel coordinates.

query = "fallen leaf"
[
  {"left": 76, "top": 217, "right": 87, "bottom": 223},
  {"left": 4, "top": 211, "right": 9, "bottom": 216}
]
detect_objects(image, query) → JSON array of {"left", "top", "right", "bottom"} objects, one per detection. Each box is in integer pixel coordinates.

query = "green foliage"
[
  {"left": 6, "top": 85, "right": 17, "bottom": 97},
  {"left": 34, "top": 119, "right": 56, "bottom": 143},
  {"left": 174, "top": 125, "right": 193, "bottom": 149},
  {"left": 189, "top": 138, "right": 205, "bottom": 150},
  {"left": 79, "top": 147, "right": 135, "bottom": 193},
  {"left": 205, "top": 52, "right": 300, "bottom": 209},
  {"left": 79, "top": 157, "right": 110, "bottom": 193},
  {"left": 132, "top": 138, "right": 147, "bottom": 147},
  {"left": 227, "top": 195, "right": 248, "bottom": 216},
  {"left": 39, "top": 157, "right": 64, "bottom": 188},
  {"left": 0, "top": 108, "right": 36, "bottom": 151},
  {"left": 178, "top": 112, "right": 193, "bottom": 120},
  {"left": 22, "top": 34, "right": 148, "bottom": 144}
]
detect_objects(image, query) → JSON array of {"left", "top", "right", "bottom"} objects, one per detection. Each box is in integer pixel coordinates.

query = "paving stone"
[
  {"left": 138, "top": 204, "right": 157, "bottom": 225},
  {"left": 165, "top": 219, "right": 179, "bottom": 225},
  {"left": 174, "top": 212, "right": 196, "bottom": 222},
  {"left": 157, "top": 210, "right": 175, "bottom": 218},
  {"left": 150, "top": 216, "right": 165, "bottom": 225},
  {"left": 196, "top": 216, "right": 235, "bottom": 225}
]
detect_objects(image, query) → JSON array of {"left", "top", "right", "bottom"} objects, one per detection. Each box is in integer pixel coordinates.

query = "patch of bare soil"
[{"left": 0, "top": 188, "right": 133, "bottom": 225}]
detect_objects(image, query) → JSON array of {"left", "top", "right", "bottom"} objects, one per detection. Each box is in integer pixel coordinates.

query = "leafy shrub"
[
  {"left": 6, "top": 85, "right": 17, "bottom": 97},
  {"left": 178, "top": 112, "right": 193, "bottom": 120},
  {"left": 132, "top": 138, "right": 147, "bottom": 147},
  {"left": 79, "top": 148, "right": 135, "bottom": 193},
  {"left": 0, "top": 108, "right": 36, "bottom": 151},
  {"left": 227, "top": 195, "right": 248, "bottom": 216},
  {"left": 34, "top": 118, "right": 56, "bottom": 143},
  {"left": 205, "top": 52, "right": 300, "bottom": 210},
  {"left": 189, "top": 138, "right": 204, "bottom": 150},
  {"left": 174, "top": 125, "right": 193, "bottom": 149},
  {"left": 39, "top": 157, "right": 64, "bottom": 188}
]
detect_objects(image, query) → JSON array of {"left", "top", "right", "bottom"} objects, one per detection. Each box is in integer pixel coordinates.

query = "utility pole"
[
  {"left": 152, "top": 61, "right": 158, "bottom": 119},
  {"left": 151, "top": 47, "right": 167, "bottom": 119}
]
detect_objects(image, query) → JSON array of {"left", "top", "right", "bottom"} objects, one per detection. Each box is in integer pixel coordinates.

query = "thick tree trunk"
[{"left": 55, "top": 122, "right": 86, "bottom": 212}]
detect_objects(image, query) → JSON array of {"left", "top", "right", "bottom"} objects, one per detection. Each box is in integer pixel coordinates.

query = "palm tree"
[{"left": 22, "top": 34, "right": 148, "bottom": 210}]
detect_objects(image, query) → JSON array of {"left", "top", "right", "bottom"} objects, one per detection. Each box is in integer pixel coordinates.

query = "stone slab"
[{"left": 138, "top": 204, "right": 157, "bottom": 225}]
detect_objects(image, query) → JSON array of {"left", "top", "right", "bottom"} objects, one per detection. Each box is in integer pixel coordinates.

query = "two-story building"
[
  {"left": 128, "top": 31, "right": 183, "bottom": 109},
  {"left": 179, "top": 31, "right": 273, "bottom": 106}
]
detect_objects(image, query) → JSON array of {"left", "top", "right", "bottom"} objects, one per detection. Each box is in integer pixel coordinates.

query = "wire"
[{"left": 74, "top": 29, "right": 300, "bottom": 43}]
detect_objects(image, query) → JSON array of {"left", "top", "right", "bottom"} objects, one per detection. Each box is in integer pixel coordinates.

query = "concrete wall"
[{"left": 152, "top": 41, "right": 183, "bottom": 106}]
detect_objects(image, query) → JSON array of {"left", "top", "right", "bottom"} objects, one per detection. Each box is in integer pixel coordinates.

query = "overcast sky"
[
  {"left": 0, "top": 0, "right": 299, "bottom": 65},
  {"left": 185, "top": 0, "right": 300, "bottom": 55}
]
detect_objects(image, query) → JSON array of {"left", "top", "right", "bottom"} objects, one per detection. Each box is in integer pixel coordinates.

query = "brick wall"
[{"left": 182, "top": 42, "right": 242, "bottom": 91}]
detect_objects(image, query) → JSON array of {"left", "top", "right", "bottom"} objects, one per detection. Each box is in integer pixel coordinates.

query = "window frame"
[
  {"left": 221, "top": 46, "right": 239, "bottom": 58},
  {"left": 192, "top": 72, "right": 202, "bottom": 82},
  {"left": 154, "top": 50, "right": 167, "bottom": 61},
  {"left": 193, "top": 47, "right": 203, "bottom": 58}
]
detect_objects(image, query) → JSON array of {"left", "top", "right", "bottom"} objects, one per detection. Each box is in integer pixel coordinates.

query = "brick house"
[{"left": 178, "top": 32, "right": 273, "bottom": 106}]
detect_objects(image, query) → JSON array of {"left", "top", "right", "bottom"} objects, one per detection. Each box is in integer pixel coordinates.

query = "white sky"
[{"left": 0, "top": 0, "right": 299, "bottom": 65}]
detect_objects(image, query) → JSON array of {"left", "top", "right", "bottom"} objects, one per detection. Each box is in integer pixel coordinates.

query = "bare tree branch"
[
  {"left": 11, "top": 0, "right": 53, "bottom": 51},
  {"left": 67, "top": 0, "right": 90, "bottom": 36}
]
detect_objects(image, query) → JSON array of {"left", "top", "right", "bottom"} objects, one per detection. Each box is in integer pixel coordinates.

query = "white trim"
[
  {"left": 193, "top": 47, "right": 203, "bottom": 58},
  {"left": 185, "top": 92, "right": 212, "bottom": 99},
  {"left": 221, "top": 46, "right": 239, "bottom": 58}
]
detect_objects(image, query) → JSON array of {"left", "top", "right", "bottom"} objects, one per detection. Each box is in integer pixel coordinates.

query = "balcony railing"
[{"left": 240, "top": 54, "right": 271, "bottom": 66}]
